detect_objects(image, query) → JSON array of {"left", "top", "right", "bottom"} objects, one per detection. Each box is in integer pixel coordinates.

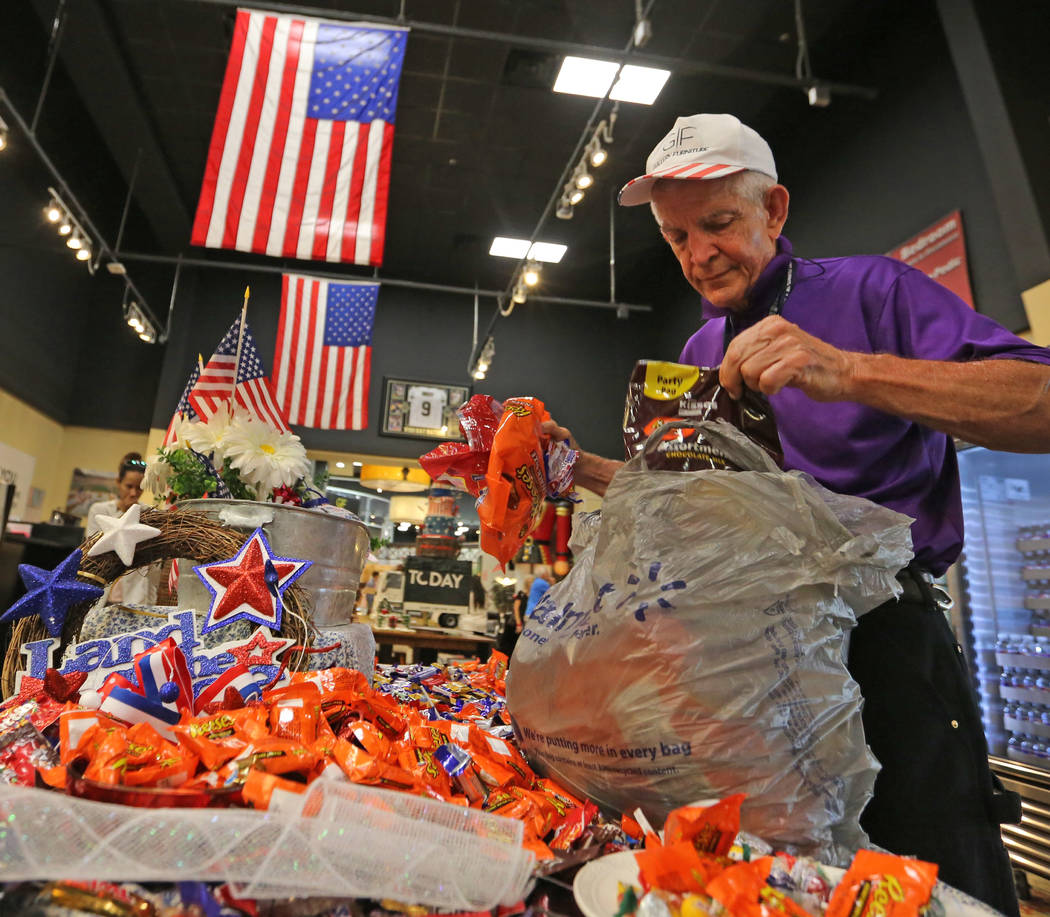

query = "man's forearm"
[
  {"left": 845, "top": 354, "right": 1050, "bottom": 451},
  {"left": 574, "top": 453, "right": 625, "bottom": 497}
]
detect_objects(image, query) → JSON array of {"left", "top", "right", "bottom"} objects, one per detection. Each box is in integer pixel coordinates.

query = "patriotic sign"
[
  {"left": 190, "top": 314, "right": 290, "bottom": 433},
  {"left": 191, "top": 9, "right": 407, "bottom": 266},
  {"left": 273, "top": 274, "right": 378, "bottom": 430}
]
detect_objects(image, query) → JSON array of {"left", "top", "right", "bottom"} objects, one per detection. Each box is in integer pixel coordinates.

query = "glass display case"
[
  {"left": 952, "top": 445, "right": 1050, "bottom": 764},
  {"left": 950, "top": 445, "right": 1050, "bottom": 882}
]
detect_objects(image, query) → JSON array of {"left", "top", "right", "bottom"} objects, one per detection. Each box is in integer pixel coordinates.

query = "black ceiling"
[{"left": 8, "top": 0, "right": 894, "bottom": 307}]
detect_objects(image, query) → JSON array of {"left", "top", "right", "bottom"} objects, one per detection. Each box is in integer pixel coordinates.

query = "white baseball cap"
[{"left": 618, "top": 113, "right": 777, "bottom": 206}]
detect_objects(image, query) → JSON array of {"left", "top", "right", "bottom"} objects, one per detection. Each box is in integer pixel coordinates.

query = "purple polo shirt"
[{"left": 679, "top": 236, "right": 1050, "bottom": 575}]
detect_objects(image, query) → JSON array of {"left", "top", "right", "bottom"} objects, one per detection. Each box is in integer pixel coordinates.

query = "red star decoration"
[
  {"left": 193, "top": 529, "right": 310, "bottom": 634},
  {"left": 1, "top": 668, "right": 87, "bottom": 709},
  {"left": 226, "top": 629, "right": 293, "bottom": 670}
]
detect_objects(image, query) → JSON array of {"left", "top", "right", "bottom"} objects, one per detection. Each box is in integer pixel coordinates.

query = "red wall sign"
[{"left": 887, "top": 210, "right": 975, "bottom": 309}]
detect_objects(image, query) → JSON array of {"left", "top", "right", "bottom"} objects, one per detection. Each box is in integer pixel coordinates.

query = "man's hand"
[
  {"left": 541, "top": 419, "right": 624, "bottom": 497},
  {"left": 720, "top": 315, "right": 858, "bottom": 401}
]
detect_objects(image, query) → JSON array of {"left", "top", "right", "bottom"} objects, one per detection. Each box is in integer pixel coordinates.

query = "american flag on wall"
[
  {"left": 191, "top": 10, "right": 407, "bottom": 266},
  {"left": 190, "top": 315, "right": 291, "bottom": 433},
  {"left": 272, "top": 274, "right": 378, "bottom": 430}
]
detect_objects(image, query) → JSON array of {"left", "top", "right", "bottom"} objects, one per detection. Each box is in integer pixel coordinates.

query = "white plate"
[
  {"left": 572, "top": 850, "right": 1007, "bottom": 917},
  {"left": 573, "top": 850, "right": 640, "bottom": 917}
]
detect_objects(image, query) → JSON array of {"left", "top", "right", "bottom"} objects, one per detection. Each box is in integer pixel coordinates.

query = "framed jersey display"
[{"left": 380, "top": 377, "right": 470, "bottom": 440}]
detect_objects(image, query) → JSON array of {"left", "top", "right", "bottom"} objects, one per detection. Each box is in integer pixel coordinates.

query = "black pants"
[{"left": 847, "top": 569, "right": 1020, "bottom": 916}]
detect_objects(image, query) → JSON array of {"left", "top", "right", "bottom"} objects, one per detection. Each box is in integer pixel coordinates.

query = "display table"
[{"left": 371, "top": 626, "right": 495, "bottom": 657}]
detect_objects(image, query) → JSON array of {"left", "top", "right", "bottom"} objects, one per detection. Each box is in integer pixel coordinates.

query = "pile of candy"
[
  {"left": 617, "top": 796, "right": 938, "bottom": 917},
  {"left": 420, "top": 395, "right": 577, "bottom": 565},
  {"left": 0, "top": 645, "right": 602, "bottom": 862}
]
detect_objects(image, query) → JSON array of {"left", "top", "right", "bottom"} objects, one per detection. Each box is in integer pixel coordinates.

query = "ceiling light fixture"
[
  {"left": 66, "top": 233, "right": 83, "bottom": 250},
  {"left": 553, "top": 56, "right": 620, "bottom": 98},
  {"left": 553, "top": 56, "right": 668, "bottom": 106},
  {"left": 523, "top": 262, "right": 541, "bottom": 287},
  {"left": 0, "top": 114, "right": 8, "bottom": 152},
  {"left": 555, "top": 114, "right": 617, "bottom": 219},
  {"left": 489, "top": 237, "right": 568, "bottom": 263},
  {"left": 527, "top": 242, "right": 567, "bottom": 263},
  {"left": 75, "top": 247, "right": 92, "bottom": 261},
  {"left": 610, "top": 64, "right": 671, "bottom": 104},
  {"left": 469, "top": 334, "right": 496, "bottom": 381}
]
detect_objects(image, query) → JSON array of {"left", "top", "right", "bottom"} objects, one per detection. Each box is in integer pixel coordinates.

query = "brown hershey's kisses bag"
[{"left": 623, "top": 360, "right": 783, "bottom": 470}]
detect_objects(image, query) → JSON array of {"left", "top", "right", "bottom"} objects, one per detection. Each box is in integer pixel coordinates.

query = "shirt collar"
[{"left": 700, "top": 235, "right": 794, "bottom": 321}]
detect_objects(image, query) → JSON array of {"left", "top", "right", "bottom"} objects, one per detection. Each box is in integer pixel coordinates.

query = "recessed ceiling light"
[
  {"left": 489, "top": 237, "right": 567, "bottom": 263},
  {"left": 553, "top": 56, "right": 669, "bottom": 105},
  {"left": 610, "top": 64, "right": 671, "bottom": 105},
  {"left": 553, "top": 56, "right": 619, "bottom": 98},
  {"left": 336, "top": 461, "right": 345, "bottom": 468}
]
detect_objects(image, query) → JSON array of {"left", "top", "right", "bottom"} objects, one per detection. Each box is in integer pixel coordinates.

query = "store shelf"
[
  {"left": 1027, "top": 597, "right": 1050, "bottom": 612},
  {"left": 1022, "top": 567, "right": 1050, "bottom": 583},
  {"left": 996, "top": 652, "right": 1050, "bottom": 671},
  {"left": 1002, "top": 686, "right": 1050, "bottom": 705},
  {"left": 1018, "top": 537, "right": 1050, "bottom": 554},
  {"left": 1005, "top": 717, "right": 1050, "bottom": 739},
  {"left": 1009, "top": 748, "right": 1050, "bottom": 768},
  {"left": 1033, "top": 625, "right": 1050, "bottom": 637}
]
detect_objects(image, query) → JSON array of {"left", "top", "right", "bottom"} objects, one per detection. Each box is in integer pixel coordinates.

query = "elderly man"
[{"left": 550, "top": 114, "right": 1050, "bottom": 915}]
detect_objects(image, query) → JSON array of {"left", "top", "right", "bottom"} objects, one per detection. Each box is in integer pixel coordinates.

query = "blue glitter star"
[{"left": 0, "top": 549, "right": 104, "bottom": 637}]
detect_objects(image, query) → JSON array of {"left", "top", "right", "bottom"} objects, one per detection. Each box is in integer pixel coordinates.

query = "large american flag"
[
  {"left": 272, "top": 274, "right": 378, "bottom": 429},
  {"left": 190, "top": 315, "right": 291, "bottom": 433},
  {"left": 191, "top": 10, "right": 407, "bottom": 266}
]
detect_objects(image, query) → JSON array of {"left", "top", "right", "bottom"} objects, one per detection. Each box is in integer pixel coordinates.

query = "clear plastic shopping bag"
[{"left": 506, "top": 421, "right": 913, "bottom": 864}]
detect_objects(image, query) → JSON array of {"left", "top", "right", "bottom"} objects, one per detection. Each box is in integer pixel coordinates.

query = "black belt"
[{"left": 894, "top": 562, "right": 954, "bottom": 610}]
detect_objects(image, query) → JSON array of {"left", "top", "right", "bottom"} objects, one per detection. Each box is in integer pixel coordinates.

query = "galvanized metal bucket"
[{"left": 175, "top": 499, "right": 370, "bottom": 628}]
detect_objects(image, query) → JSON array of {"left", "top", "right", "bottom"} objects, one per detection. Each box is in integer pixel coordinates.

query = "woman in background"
[{"left": 85, "top": 452, "right": 159, "bottom": 606}]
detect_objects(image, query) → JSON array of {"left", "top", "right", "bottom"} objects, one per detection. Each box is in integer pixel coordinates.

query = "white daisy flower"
[
  {"left": 222, "top": 415, "right": 310, "bottom": 495},
  {"left": 182, "top": 402, "right": 236, "bottom": 458},
  {"left": 143, "top": 455, "right": 171, "bottom": 495}
]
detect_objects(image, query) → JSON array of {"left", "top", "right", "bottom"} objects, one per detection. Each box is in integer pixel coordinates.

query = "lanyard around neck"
[{"left": 722, "top": 258, "right": 796, "bottom": 355}]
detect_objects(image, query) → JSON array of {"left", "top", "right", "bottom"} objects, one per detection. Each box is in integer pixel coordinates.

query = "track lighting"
[
  {"left": 555, "top": 114, "right": 617, "bottom": 219},
  {"left": 75, "top": 247, "right": 92, "bottom": 261},
  {"left": 523, "top": 261, "right": 540, "bottom": 287},
  {"left": 0, "top": 115, "right": 8, "bottom": 152},
  {"left": 45, "top": 201, "right": 62, "bottom": 223},
  {"left": 512, "top": 282, "right": 528, "bottom": 304},
  {"left": 469, "top": 335, "right": 496, "bottom": 381},
  {"left": 66, "top": 233, "right": 83, "bottom": 250},
  {"left": 58, "top": 219, "right": 71, "bottom": 235}
]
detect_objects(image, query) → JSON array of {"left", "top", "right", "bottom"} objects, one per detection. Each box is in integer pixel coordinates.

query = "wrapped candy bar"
[
  {"left": 421, "top": 395, "right": 577, "bottom": 564},
  {"left": 420, "top": 395, "right": 504, "bottom": 496},
  {"left": 0, "top": 722, "right": 59, "bottom": 786},
  {"left": 826, "top": 850, "right": 938, "bottom": 917}
]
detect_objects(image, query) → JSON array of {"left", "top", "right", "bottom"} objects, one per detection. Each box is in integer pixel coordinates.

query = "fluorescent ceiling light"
[
  {"left": 528, "top": 242, "right": 567, "bottom": 263},
  {"left": 553, "top": 56, "right": 669, "bottom": 105},
  {"left": 611, "top": 64, "right": 671, "bottom": 105},
  {"left": 553, "top": 56, "right": 619, "bottom": 98},
  {"left": 489, "top": 236, "right": 530, "bottom": 259},
  {"left": 489, "top": 237, "right": 567, "bottom": 263}
]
